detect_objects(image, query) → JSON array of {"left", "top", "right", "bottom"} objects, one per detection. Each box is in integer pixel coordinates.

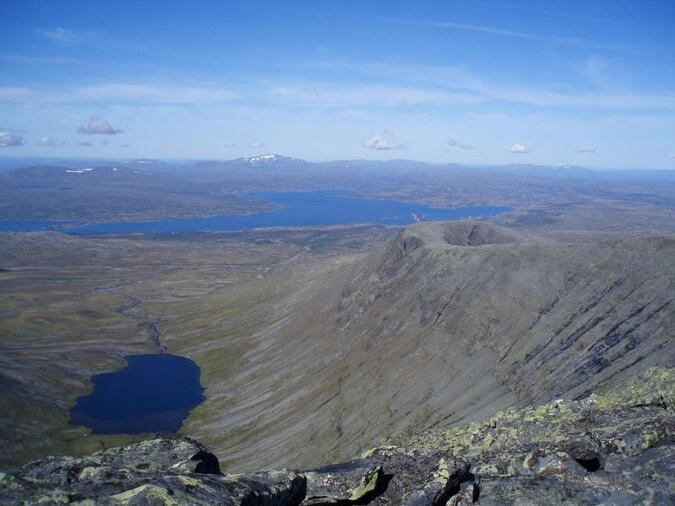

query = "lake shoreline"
[
  {"left": 0, "top": 190, "right": 511, "bottom": 235},
  {"left": 70, "top": 353, "right": 205, "bottom": 435}
]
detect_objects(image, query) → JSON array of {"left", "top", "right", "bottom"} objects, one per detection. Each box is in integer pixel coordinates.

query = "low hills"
[{"left": 2, "top": 159, "right": 675, "bottom": 235}]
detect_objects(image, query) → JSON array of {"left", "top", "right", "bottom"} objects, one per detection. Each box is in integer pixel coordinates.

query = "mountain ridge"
[{"left": 170, "top": 221, "right": 674, "bottom": 471}]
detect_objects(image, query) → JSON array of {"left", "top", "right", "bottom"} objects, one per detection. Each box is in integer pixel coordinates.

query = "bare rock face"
[
  {"left": 393, "top": 367, "right": 675, "bottom": 505},
  {"left": 0, "top": 438, "right": 305, "bottom": 505},
  {"left": 303, "top": 449, "right": 470, "bottom": 505},
  {"left": 1, "top": 368, "right": 673, "bottom": 505}
]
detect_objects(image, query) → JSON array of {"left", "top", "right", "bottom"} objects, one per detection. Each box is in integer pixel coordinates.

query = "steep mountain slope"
[
  {"left": 0, "top": 227, "right": 391, "bottom": 470},
  {"left": 337, "top": 221, "right": 673, "bottom": 404},
  {"left": 174, "top": 221, "right": 674, "bottom": 471}
]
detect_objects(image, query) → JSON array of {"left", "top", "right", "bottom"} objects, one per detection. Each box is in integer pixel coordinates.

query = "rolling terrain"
[
  {"left": 0, "top": 163, "right": 272, "bottom": 222},
  {"left": 1, "top": 219, "right": 673, "bottom": 474},
  {"left": 0, "top": 226, "right": 392, "bottom": 468},
  {"left": 2, "top": 157, "right": 675, "bottom": 236},
  {"left": 1, "top": 221, "right": 672, "bottom": 505}
]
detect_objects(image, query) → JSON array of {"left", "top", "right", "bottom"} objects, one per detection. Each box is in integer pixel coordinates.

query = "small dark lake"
[
  {"left": 0, "top": 191, "right": 510, "bottom": 234},
  {"left": 70, "top": 354, "right": 205, "bottom": 434}
]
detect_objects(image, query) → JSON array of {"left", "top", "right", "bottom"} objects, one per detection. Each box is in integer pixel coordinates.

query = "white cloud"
[
  {"left": 362, "top": 131, "right": 406, "bottom": 150},
  {"left": 249, "top": 141, "right": 264, "bottom": 148},
  {"left": 669, "top": 153, "right": 675, "bottom": 159},
  {"left": 294, "top": 62, "right": 675, "bottom": 111},
  {"left": 0, "top": 83, "right": 239, "bottom": 106},
  {"left": 73, "top": 83, "right": 239, "bottom": 103},
  {"left": 510, "top": 143, "right": 531, "bottom": 154},
  {"left": 468, "top": 2, "right": 612, "bottom": 23},
  {"left": 37, "top": 136, "right": 66, "bottom": 147},
  {"left": 401, "top": 20, "right": 536, "bottom": 40},
  {"left": 447, "top": 137, "right": 475, "bottom": 150},
  {"left": 576, "top": 146, "right": 598, "bottom": 153},
  {"left": 0, "top": 86, "right": 36, "bottom": 100},
  {"left": 77, "top": 117, "right": 122, "bottom": 135},
  {"left": 36, "top": 27, "right": 76, "bottom": 45},
  {"left": 390, "top": 19, "right": 626, "bottom": 50},
  {"left": 2, "top": 72, "right": 673, "bottom": 112},
  {"left": 280, "top": 74, "right": 674, "bottom": 110},
  {"left": 223, "top": 142, "right": 236, "bottom": 148},
  {"left": 0, "top": 130, "right": 26, "bottom": 147},
  {"left": 0, "top": 54, "right": 78, "bottom": 65},
  {"left": 268, "top": 84, "right": 481, "bottom": 108}
]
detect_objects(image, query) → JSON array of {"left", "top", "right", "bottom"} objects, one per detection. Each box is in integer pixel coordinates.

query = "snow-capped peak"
[
  {"left": 65, "top": 168, "right": 94, "bottom": 174},
  {"left": 248, "top": 154, "right": 282, "bottom": 163},
  {"left": 231, "top": 154, "right": 304, "bottom": 166}
]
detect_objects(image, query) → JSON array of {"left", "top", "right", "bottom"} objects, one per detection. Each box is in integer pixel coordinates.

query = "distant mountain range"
[
  {"left": 232, "top": 154, "right": 304, "bottom": 165},
  {"left": 1, "top": 155, "right": 674, "bottom": 234},
  {"left": 2, "top": 155, "right": 675, "bottom": 181}
]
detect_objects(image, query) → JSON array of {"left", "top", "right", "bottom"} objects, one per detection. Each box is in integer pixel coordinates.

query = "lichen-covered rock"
[
  {"left": 391, "top": 366, "right": 675, "bottom": 505},
  {"left": 303, "top": 447, "right": 470, "bottom": 505},
  {"left": 302, "top": 462, "right": 384, "bottom": 504},
  {"left": 0, "top": 438, "right": 305, "bottom": 505},
  {"left": 1, "top": 367, "right": 673, "bottom": 505},
  {"left": 105, "top": 471, "right": 306, "bottom": 506}
]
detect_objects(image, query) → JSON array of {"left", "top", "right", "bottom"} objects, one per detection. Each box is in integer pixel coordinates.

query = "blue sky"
[{"left": 1, "top": 0, "right": 674, "bottom": 168}]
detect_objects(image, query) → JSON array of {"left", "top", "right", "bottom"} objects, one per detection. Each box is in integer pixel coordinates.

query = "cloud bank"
[
  {"left": 36, "top": 27, "right": 76, "bottom": 45},
  {"left": 37, "top": 136, "right": 66, "bottom": 147},
  {"left": 447, "top": 137, "right": 475, "bottom": 150},
  {"left": 362, "top": 131, "right": 406, "bottom": 150},
  {"left": 510, "top": 143, "right": 531, "bottom": 154},
  {"left": 0, "top": 130, "right": 26, "bottom": 147},
  {"left": 77, "top": 117, "right": 122, "bottom": 135}
]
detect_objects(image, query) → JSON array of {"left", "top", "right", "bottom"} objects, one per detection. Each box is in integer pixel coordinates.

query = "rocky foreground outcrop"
[{"left": 2, "top": 367, "right": 673, "bottom": 505}]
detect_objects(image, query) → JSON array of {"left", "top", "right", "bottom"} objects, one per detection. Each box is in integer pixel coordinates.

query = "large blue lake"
[
  {"left": 70, "top": 354, "right": 205, "bottom": 434},
  {"left": 0, "top": 191, "right": 510, "bottom": 234},
  {"left": 0, "top": 220, "right": 72, "bottom": 232}
]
